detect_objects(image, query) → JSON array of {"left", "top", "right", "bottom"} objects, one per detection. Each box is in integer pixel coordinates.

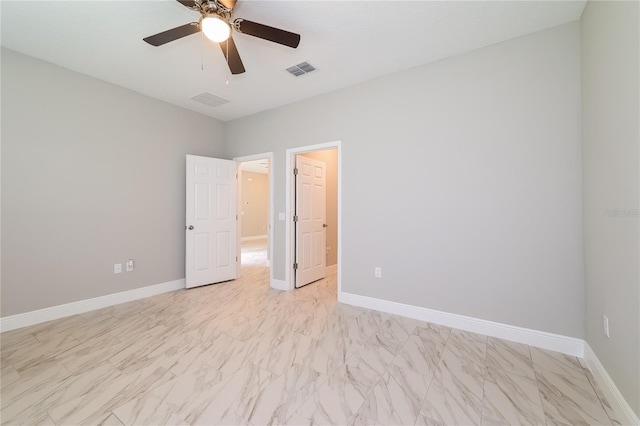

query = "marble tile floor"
[{"left": 1, "top": 239, "right": 621, "bottom": 425}]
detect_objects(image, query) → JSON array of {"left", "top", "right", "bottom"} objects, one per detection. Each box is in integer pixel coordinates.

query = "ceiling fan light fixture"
[{"left": 201, "top": 15, "right": 231, "bottom": 42}]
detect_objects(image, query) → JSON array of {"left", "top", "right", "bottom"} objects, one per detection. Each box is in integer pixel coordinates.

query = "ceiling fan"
[{"left": 143, "top": 0, "right": 301, "bottom": 75}]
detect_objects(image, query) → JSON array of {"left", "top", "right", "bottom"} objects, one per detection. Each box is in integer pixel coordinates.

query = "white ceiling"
[
  {"left": 1, "top": 0, "right": 586, "bottom": 122},
  {"left": 240, "top": 159, "right": 269, "bottom": 174}
]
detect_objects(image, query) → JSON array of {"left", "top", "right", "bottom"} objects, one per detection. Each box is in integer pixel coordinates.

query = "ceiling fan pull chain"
[
  {"left": 225, "top": 39, "right": 230, "bottom": 83},
  {"left": 201, "top": 31, "right": 204, "bottom": 70}
]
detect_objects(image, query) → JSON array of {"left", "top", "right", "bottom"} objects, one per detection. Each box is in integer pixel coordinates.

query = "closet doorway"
[{"left": 286, "top": 141, "right": 341, "bottom": 294}]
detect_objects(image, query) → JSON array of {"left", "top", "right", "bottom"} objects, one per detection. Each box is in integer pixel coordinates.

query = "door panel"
[
  {"left": 186, "top": 155, "right": 238, "bottom": 289},
  {"left": 216, "top": 231, "right": 230, "bottom": 266},
  {"left": 216, "top": 184, "right": 231, "bottom": 219},
  {"left": 195, "top": 183, "right": 210, "bottom": 220},
  {"left": 194, "top": 233, "right": 210, "bottom": 271},
  {"left": 295, "top": 155, "right": 326, "bottom": 288}
]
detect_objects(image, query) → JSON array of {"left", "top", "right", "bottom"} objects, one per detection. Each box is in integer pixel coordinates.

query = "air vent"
[
  {"left": 190, "top": 92, "right": 230, "bottom": 108},
  {"left": 286, "top": 61, "right": 316, "bottom": 77}
]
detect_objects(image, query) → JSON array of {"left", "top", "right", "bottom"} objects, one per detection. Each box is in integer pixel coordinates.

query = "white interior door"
[
  {"left": 186, "top": 155, "right": 238, "bottom": 289},
  {"left": 295, "top": 155, "right": 326, "bottom": 288}
]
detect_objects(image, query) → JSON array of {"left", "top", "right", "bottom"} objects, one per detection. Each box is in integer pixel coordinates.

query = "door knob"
[
  {"left": 323, "top": 224, "right": 328, "bottom": 228},
  {"left": 188, "top": 225, "right": 194, "bottom": 230}
]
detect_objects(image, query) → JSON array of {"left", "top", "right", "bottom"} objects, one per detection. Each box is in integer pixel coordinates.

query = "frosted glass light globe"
[{"left": 202, "top": 16, "right": 230, "bottom": 42}]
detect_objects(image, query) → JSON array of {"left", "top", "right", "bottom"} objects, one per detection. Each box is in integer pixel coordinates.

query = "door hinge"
[
  {"left": 293, "top": 263, "right": 298, "bottom": 270},
  {"left": 236, "top": 256, "right": 238, "bottom": 262},
  {"left": 293, "top": 215, "right": 298, "bottom": 222},
  {"left": 236, "top": 214, "right": 238, "bottom": 220},
  {"left": 293, "top": 168, "right": 298, "bottom": 176}
]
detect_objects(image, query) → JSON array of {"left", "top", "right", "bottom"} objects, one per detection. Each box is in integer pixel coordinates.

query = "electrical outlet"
[
  {"left": 114, "top": 263, "right": 122, "bottom": 274},
  {"left": 374, "top": 267, "right": 382, "bottom": 278},
  {"left": 603, "top": 315, "right": 610, "bottom": 338},
  {"left": 126, "top": 259, "right": 134, "bottom": 272}
]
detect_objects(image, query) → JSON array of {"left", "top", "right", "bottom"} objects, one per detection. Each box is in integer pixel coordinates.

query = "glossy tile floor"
[{"left": 1, "top": 239, "right": 621, "bottom": 425}]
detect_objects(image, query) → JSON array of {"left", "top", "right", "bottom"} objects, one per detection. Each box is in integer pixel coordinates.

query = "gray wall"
[
  {"left": 1, "top": 48, "right": 226, "bottom": 317},
  {"left": 225, "top": 22, "right": 584, "bottom": 337},
  {"left": 581, "top": 1, "right": 640, "bottom": 414},
  {"left": 301, "top": 150, "right": 338, "bottom": 267},
  {"left": 240, "top": 171, "right": 269, "bottom": 239}
]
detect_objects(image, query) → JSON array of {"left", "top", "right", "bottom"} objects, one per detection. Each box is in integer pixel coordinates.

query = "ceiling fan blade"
[
  {"left": 233, "top": 18, "right": 300, "bottom": 48},
  {"left": 143, "top": 23, "right": 200, "bottom": 46},
  {"left": 176, "top": 0, "right": 198, "bottom": 9},
  {"left": 219, "top": 36, "right": 246, "bottom": 74}
]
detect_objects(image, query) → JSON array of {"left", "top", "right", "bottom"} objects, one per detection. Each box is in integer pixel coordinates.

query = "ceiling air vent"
[
  {"left": 190, "top": 92, "right": 230, "bottom": 108},
  {"left": 286, "top": 61, "right": 316, "bottom": 77}
]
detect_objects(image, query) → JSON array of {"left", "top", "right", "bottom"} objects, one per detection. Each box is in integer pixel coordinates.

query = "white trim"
[
  {"left": 326, "top": 264, "right": 338, "bottom": 275},
  {"left": 270, "top": 278, "right": 288, "bottom": 291},
  {"left": 338, "top": 291, "right": 585, "bottom": 357},
  {"left": 241, "top": 235, "right": 268, "bottom": 242},
  {"left": 286, "top": 141, "right": 342, "bottom": 294},
  {"left": 584, "top": 343, "right": 640, "bottom": 425},
  {"left": 0, "top": 279, "right": 185, "bottom": 332}
]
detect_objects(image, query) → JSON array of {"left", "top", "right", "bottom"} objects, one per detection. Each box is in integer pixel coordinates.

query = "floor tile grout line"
[
  {"left": 0, "top": 243, "right": 618, "bottom": 426},
  {"left": 583, "top": 363, "right": 619, "bottom": 425},
  {"left": 47, "top": 413, "right": 58, "bottom": 426},
  {"left": 478, "top": 345, "right": 488, "bottom": 426},
  {"left": 420, "top": 324, "right": 452, "bottom": 407},
  {"left": 531, "top": 351, "right": 554, "bottom": 426},
  {"left": 112, "top": 410, "right": 126, "bottom": 426},
  {"left": 346, "top": 337, "right": 390, "bottom": 426},
  {"left": 525, "top": 343, "right": 548, "bottom": 414}
]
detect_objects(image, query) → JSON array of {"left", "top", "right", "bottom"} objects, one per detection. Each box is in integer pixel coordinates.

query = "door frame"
[
  {"left": 233, "top": 152, "right": 274, "bottom": 284},
  {"left": 286, "top": 141, "right": 342, "bottom": 294}
]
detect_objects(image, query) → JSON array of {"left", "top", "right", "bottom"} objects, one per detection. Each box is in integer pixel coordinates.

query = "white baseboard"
[
  {"left": 270, "top": 278, "right": 288, "bottom": 291},
  {"left": 241, "top": 235, "right": 268, "bottom": 242},
  {"left": 584, "top": 343, "right": 640, "bottom": 425},
  {"left": 338, "top": 292, "right": 639, "bottom": 422},
  {"left": 338, "top": 292, "right": 584, "bottom": 357},
  {"left": 326, "top": 264, "right": 338, "bottom": 275},
  {"left": 0, "top": 279, "right": 185, "bottom": 333}
]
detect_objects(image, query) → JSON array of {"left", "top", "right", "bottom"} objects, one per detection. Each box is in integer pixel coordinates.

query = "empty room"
[{"left": 1, "top": 1, "right": 638, "bottom": 425}]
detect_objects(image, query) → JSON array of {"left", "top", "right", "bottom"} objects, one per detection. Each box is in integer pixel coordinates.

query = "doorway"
[
  {"left": 286, "top": 141, "right": 341, "bottom": 294},
  {"left": 234, "top": 153, "right": 273, "bottom": 285}
]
